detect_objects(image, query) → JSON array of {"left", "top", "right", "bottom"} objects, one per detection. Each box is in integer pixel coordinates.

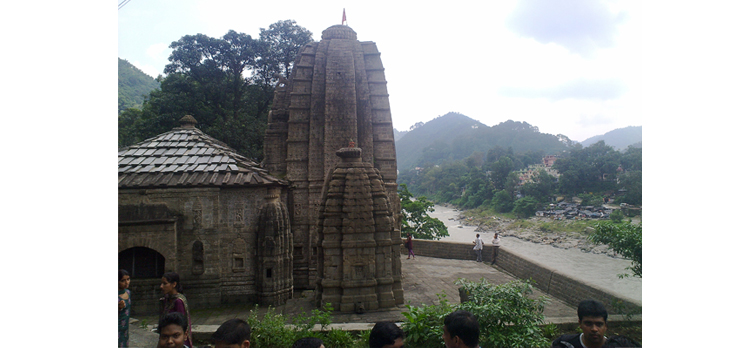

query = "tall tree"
[{"left": 118, "top": 21, "right": 313, "bottom": 160}]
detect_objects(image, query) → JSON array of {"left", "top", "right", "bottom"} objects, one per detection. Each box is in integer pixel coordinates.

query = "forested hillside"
[
  {"left": 396, "top": 112, "right": 572, "bottom": 172},
  {"left": 581, "top": 126, "right": 642, "bottom": 150},
  {"left": 399, "top": 140, "right": 641, "bottom": 216},
  {"left": 118, "top": 58, "right": 160, "bottom": 114}
]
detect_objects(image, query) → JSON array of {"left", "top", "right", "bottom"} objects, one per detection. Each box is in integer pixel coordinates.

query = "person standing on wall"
[
  {"left": 405, "top": 233, "right": 415, "bottom": 260},
  {"left": 472, "top": 234, "right": 484, "bottom": 262},
  {"left": 159, "top": 272, "right": 193, "bottom": 348}
]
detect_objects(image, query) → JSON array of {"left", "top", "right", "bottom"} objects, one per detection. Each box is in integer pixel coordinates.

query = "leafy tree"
[
  {"left": 491, "top": 189, "right": 515, "bottom": 213},
  {"left": 256, "top": 20, "right": 314, "bottom": 83},
  {"left": 520, "top": 169, "right": 557, "bottom": 202},
  {"left": 118, "top": 21, "right": 313, "bottom": 160},
  {"left": 512, "top": 196, "right": 540, "bottom": 218},
  {"left": 486, "top": 156, "right": 514, "bottom": 190},
  {"left": 554, "top": 141, "right": 621, "bottom": 195},
  {"left": 398, "top": 184, "right": 449, "bottom": 240},
  {"left": 616, "top": 170, "right": 642, "bottom": 205},
  {"left": 589, "top": 222, "right": 642, "bottom": 278}
]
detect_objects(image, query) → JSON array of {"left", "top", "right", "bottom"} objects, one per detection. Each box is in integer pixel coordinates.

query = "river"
[{"left": 427, "top": 204, "right": 642, "bottom": 304}]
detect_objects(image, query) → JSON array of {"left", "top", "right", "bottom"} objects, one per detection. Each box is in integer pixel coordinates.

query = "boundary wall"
[{"left": 402, "top": 239, "right": 641, "bottom": 314}]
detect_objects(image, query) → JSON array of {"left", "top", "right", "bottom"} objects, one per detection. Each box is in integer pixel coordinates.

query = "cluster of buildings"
[
  {"left": 516, "top": 155, "right": 560, "bottom": 186},
  {"left": 536, "top": 202, "right": 614, "bottom": 220}
]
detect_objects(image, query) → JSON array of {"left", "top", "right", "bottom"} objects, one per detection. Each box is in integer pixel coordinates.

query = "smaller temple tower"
[
  {"left": 255, "top": 186, "right": 294, "bottom": 306},
  {"left": 316, "top": 145, "right": 401, "bottom": 312}
]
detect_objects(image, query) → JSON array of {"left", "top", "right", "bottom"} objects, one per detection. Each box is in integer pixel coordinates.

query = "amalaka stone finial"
[
  {"left": 322, "top": 25, "right": 357, "bottom": 40},
  {"left": 336, "top": 147, "right": 362, "bottom": 160},
  {"left": 179, "top": 115, "right": 198, "bottom": 128}
]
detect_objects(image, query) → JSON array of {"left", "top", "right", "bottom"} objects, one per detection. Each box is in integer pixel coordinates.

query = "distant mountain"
[
  {"left": 396, "top": 112, "right": 485, "bottom": 171},
  {"left": 581, "top": 126, "right": 642, "bottom": 151},
  {"left": 119, "top": 58, "right": 160, "bottom": 114},
  {"left": 395, "top": 112, "right": 570, "bottom": 171},
  {"left": 393, "top": 128, "right": 408, "bottom": 142}
]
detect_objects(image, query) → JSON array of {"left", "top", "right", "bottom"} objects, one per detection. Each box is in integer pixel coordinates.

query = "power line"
[{"left": 118, "top": 0, "right": 132, "bottom": 10}]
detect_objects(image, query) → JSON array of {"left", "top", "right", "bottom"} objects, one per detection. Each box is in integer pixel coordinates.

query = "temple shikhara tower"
[
  {"left": 118, "top": 24, "right": 403, "bottom": 315},
  {"left": 264, "top": 24, "right": 403, "bottom": 310}
]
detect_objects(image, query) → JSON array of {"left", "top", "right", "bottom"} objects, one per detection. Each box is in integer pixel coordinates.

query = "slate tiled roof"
[{"left": 118, "top": 116, "right": 286, "bottom": 188}]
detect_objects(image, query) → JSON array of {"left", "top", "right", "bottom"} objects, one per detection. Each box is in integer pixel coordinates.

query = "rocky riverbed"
[{"left": 454, "top": 210, "right": 630, "bottom": 257}]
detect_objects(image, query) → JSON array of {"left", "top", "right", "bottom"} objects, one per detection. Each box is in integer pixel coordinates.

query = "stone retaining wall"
[{"left": 402, "top": 239, "right": 641, "bottom": 314}]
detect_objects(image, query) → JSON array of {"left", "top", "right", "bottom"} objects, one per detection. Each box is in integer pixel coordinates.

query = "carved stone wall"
[
  {"left": 315, "top": 147, "right": 402, "bottom": 312},
  {"left": 118, "top": 185, "right": 288, "bottom": 312}
]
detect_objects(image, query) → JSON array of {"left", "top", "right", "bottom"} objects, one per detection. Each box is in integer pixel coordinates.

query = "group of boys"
[{"left": 155, "top": 299, "right": 638, "bottom": 348}]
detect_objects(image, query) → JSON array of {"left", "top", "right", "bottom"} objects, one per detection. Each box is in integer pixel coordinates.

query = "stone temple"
[{"left": 118, "top": 24, "right": 403, "bottom": 313}]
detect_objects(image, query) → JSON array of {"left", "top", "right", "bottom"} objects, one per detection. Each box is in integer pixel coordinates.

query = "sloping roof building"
[
  {"left": 119, "top": 115, "right": 284, "bottom": 188},
  {"left": 119, "top": 115, "right": 293, "bottom": 314}
]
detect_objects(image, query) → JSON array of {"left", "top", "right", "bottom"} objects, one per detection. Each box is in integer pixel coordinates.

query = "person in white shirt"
[
  {"left": 491, "top": 233, "right": 500, "bottom": 246},
  {"left": 472, "top": 234, "right": 484, "bottom": 262}
]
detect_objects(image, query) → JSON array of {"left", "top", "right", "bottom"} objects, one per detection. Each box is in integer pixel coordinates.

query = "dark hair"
[
  {"left": 158, "top": 312, "right": 187, "bottom": 333},
  {"left": 369, "top": 321, "right": 404, "bottom": 348},
  {"left": 211, "top": 318, "right": 251, "bottom": 344},
  {"left": 291, "top": 337, "right": 324, "bottom": 348},
  {"left": 444, "top": 310, "right": 479, "bottom": 348},
  {"left": 162, "top": 272, "right": 183, "bottom": 293},
  {"left": 119, "top": 269, "right": 129, "bottom": 281},
  {"left": 577, "top": 299, "right": 608, "bottom": 321}
]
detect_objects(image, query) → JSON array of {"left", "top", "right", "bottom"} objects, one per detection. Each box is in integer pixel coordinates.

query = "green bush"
[
  {"left": 455, "top": 278, "right": 550, "bottom": 348},
  {"left": 247, "top": 303, "right": 333, "bottom": 348},
  {"left": 401, "top": 292, "right": 454, "bottom": 348},
  {"left": 402, "top": 280, "right": 552, "bottom": 348},
  {"left": 609, "top": 210, "right": 624, "bottom": 223}
]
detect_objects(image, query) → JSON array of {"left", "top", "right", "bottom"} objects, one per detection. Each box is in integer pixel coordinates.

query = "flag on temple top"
[{"left": 342, "top": 8, "right": 347, "bottom": 25}]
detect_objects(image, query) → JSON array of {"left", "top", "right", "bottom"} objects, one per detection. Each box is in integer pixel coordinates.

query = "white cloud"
[
  {"left": 146, "top": 43, "right": 169, "bottom": 61},
  {"left": 130, "top": 61, "right": 161, "bottom": 79},
  {"left": 499, "top": 78, "right": 626, "bottom": 101},
  {"left": 505, "top": 0, "right": 627, "bottom": 57}
]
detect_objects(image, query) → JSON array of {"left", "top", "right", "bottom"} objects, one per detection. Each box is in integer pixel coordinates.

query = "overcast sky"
[{"left": 118, "top": 0, "right": 641, "bottom": 142}]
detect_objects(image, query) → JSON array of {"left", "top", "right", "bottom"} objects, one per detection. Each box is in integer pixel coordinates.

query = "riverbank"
[{"left": 426, "top": 203, "right": 642, "bottom": 304}]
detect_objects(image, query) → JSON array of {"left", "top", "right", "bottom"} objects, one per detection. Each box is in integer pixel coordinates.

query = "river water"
[{"left": 427, "top": 204, "right": 642, "bottom": 304}]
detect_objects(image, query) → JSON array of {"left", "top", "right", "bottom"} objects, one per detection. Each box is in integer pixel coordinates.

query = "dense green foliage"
[
  {"left": 399, "top": 184, "right": 449, "bottom": 240},
  {"left": 589, "top": 222, "right": 642, "bottom": 278},
  {"left": 118, "top": 20, "right": 313, "bottom": 160},
  {"left": 245, "top": 303, "right": 368, "bottom": 348},
  {"left": 395, "top": 112, "right": 571, "bottom": 172},
  {"left": 118, "top": 58, "right": 160, "bottom": 114},
  {"left": 399, "top": 139, "right": 642, "bottom": 217},
  {"left": 402, "top": 279, "right": 550, "bottom": 348}
]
